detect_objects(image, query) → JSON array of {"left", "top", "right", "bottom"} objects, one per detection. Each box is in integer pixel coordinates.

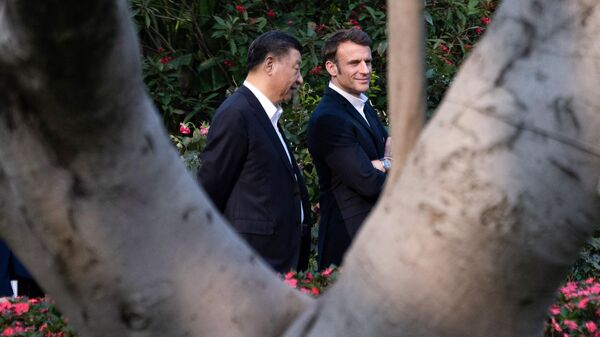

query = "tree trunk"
[
  {"left": 2, "top": 0, "right": 600, "bottom": 337},
  {"left": 0, "top": 1, "right": 310, "bottom": 336},
  {"left": 286, "top": 0, "right": 600, "bottom": 336}
]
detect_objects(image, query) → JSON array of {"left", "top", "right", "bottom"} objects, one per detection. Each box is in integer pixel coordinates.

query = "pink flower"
[
  {"left": 551, "top": 318, "right": 562, "bottom": 332},
  {"left": 266, "top": 9, "right": 276, "bottom": 18},
  {"left": 300, "top": 287, "right": 310, "bottom": 294},
  {"left": 305, "top": 272, "right": 313, "bottom": 281},
  {"left": 481, "top": 17, "right": 491, "bottom": 25},
  {"left": 475, "top": 27, "right": 484, "bottom": 34},
  {"left": 549, "top": 304, "right": 560, "bottom": 315},
  {"left": 563, "top": 319, "right": 578, "bottom": 330},
  {"left": 179, "top": 123, "right": 191, "bottom": 135},
  {"left": 13, "top": 302, "right": 29, "bottom": 315},
  {"left": 311, "top": 287, "right": 320, "bottom": 296},
  {"left": 586, "top": 277, "right": 595, "bottom": 284},
  {"left": 321, "top": 268, "right": 333, "bottom": 277},
  {"left": 285, "top": 278, "right": 298, "bottom": 288},
  {"left": 284, "top": 271, "right": 296, "bottom": 280},
  {"left": 1, "top": 328, "right": 14, "bottom": 337},
  {"left": 287, "top": 20, "right": 294, "bottom": 26},
  {"left": 235, "top": 5, "right": 245, "bottom": 13},
  {"left": 0, "top": 301, "right": 11, "bottom": 313},
  {"left": 587, "top": 321, "right": 598, "bottom": 333},
  {"left": 579, "top": 297, "right": 589, "bottom": 309},
  {"left": 199, "top": 125, "right": 209, "bottom": 136}
]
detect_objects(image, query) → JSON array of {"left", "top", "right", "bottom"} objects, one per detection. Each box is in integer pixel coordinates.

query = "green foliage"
[
  {"left": 0, "top": 297, "right": 74, "bottom": 336},
  {"left": 546, "top": 279, "right": 600, "bottom": 336},
  {"left": 571, "top": 234, "right": 600, "bottom": 281}
]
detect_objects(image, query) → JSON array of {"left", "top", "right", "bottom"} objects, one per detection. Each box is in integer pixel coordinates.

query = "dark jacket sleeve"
[
  {"left": 197, "top": 107, "right": 248, "bottom": 211},
  {"left": 312, "top": 113, "right": 385, "bottom": 200}
]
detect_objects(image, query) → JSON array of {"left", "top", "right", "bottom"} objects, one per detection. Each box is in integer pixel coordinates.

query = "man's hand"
[{"left": 372, "top": 159, "right": 385, "bottom": 173}]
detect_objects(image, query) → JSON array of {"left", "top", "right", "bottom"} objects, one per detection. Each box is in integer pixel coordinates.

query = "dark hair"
[
  {"left": 246, "top": 31, "right": 302, "bottom": 71},
  {"left": 321, "top": 29, "right": 372, "bottom": 64}
]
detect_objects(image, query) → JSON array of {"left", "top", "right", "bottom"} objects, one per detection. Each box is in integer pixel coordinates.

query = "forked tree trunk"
[{"left": 1, "top": 0, "right": 600, "bottom": 337}]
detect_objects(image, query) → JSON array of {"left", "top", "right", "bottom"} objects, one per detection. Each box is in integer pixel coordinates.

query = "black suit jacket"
[
  {"left": 198, "top": 85, "right": 311, "bottom": 273},
  {"left": 307, "top": 86, "right": 387, "bottom": 269}
]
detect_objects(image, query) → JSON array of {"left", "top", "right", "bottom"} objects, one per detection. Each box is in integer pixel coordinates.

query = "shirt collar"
[
  {"left": 328, "top": 82, "right": 368, "bottom": 112},
  {"left": 244, "top": 80, "right": 283, "bottom": 126}
]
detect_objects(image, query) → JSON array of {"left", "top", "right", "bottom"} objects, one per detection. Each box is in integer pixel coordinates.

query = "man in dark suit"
[
  {"left": 0, "top": 240, "right": 44, "bottom": 297},
  {"left": 308, "top": 29, "right": 391, "bottom": 270},
  {"left": 198, "top": 31, "right": 311, "bottom": 273}
]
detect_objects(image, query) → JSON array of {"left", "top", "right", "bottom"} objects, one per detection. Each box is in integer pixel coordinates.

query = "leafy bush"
[
  {"left": 0, "top": 297, "right": 74, "bottom": 337},
  {"left": 281, "top": 266, "right": 339, "bottom": 297},
  {"left": 546, "top": 278, "right": 600, "bottom": 337}
]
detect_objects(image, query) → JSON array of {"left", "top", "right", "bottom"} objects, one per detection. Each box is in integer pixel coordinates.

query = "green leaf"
[
  {"left": 424, "top": 10, "right": 433, "bottom": 26},
  {"left": 170, "top": 54, "right": 193, "bottom": 67}
]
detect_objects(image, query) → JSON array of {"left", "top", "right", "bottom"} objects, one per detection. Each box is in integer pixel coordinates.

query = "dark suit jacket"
[
  {"left": 307, "top": 86, "right": 387, "bottom": 269},
  {"left": 198, "top": 85, "right": 311, "bottom": 273}
]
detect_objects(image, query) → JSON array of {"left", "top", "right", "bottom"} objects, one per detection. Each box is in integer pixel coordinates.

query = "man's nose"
[
  {"left": 359, "top": 60, "right": 370, "bottom": 73},
  {"left": 297, "top": 73, "right": 304, "bottom": 84}
]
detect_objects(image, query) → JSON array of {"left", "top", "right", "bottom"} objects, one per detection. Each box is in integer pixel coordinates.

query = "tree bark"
[
  {"left": 386, "top": 0, "right": 425, "bottom": 186},
  {"left": 287, "top": 0, "right": 600, "bottom": 336},
  {"left": 0, "top": 1, "right": 310, "bottom": 336},
  {"left": 2, "top": 0, "right": 600, "bottom": 337}
]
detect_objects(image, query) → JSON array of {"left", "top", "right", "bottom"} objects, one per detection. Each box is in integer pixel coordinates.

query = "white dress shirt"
[{"left": 328, "top": 81, "right": 370, "bottom": 125}]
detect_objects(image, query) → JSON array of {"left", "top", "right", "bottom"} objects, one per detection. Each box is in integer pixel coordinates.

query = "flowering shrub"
[
  {"left": 0, "top": 297, "right": 74, "bottom": 337},
  {"left": 546, "top": 278, "right": 600, "bottom": 337},
  {"left": 281, "top": 267, "right": 339, "bottom": 297}
]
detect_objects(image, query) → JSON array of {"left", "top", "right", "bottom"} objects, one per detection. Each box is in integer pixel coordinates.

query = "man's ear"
[
  {"left": 264, "top": 54, "right": 275, "bottom": 75},
  {"left": 325, "top": 60, "right": 337, "bottom": 77}
]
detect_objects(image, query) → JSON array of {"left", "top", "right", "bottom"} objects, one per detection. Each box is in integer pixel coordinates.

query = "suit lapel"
[
  {"left": 363, "top": 103, "right": 386, "bottom": 155},
  {"left": 325, "top": 87, "right": 384, "bottom": 156},
  {"left": 238, "top": 86, "right": 296, "bottom": 179}
]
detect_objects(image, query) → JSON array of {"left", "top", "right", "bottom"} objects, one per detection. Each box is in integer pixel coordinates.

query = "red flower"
[
  {"left": 311, "top": 287, "right": 320, "bottom": 295},
  {"left": 223, "top": 60, "right": 234, "bottom": 69},
  {"left": 321, "top": 267, "right": 333, "bottom": 277},
  {"left": 353, "top": 25, "right": 362, "bottom": 31},
  {"left": 475, "top": 27, "right": 484, "bottom": 35},
  {"left": 235, "top": 5, "right": 245, "bottom": 13},
  {"left": 287, "top": 20, "right": 294, "bottom": 26},
  {"left": 309, "top": 65, "right": 322, "bottom": 75},
  {"left": 349, "top": 19, "right": 359, "bottom": 26},
  {"left": 266, "top": 9, "right": 276, "bottom": 18},
  {"left": 159, "top": 56, "right": 173, "bottom": 64},
  {"left": 438, "top": 44, "right": 449, "bottom": 54},
  {"left": 157, "top": 47, "right": 165, "bottom": 52},
  {"left": 13, "top": 302, "right": 29, "bottom": 315},
  {"left": 284, "top": 271, "right": 296, "bottom": 280},
  {"left": 441, "top": 56, "right": 453, "bottom": 66},
  {"left": 179, "top": 123, "right": 191, "bottom": 135},
  {"left": 481, "top": 17, "right": 491, "bottom": 25}
]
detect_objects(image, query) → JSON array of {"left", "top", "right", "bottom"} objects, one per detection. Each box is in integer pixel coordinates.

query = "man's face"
[
  {"left": 326, "top": 41, "right": 372, "bottom": 97},
  {"left": 272, "top": 48, "right": 303, "bottom": 103}
]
